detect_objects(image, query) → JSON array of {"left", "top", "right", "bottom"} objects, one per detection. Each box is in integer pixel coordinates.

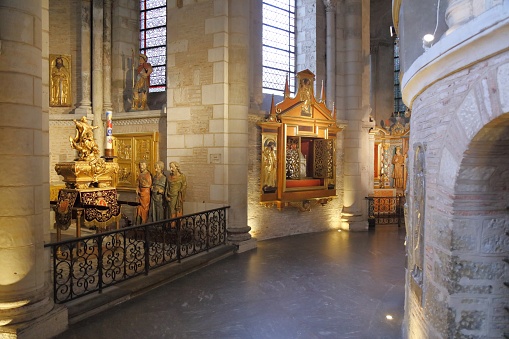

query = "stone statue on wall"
[
  {"left": 131, "top": 53, "right": 153, "bottom": 111},
  {"left": 166, "top": 162, "right": 187, "bottom": 218}
]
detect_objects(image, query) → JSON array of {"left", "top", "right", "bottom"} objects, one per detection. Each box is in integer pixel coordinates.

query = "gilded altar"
[
  {"left": 258, "top": 69, "right": 345, "bottom": 210},
  {"left": 53, "top": 116, "right": 120, "bottom": 234},
  {"left": 55, "top": 160, "right": 118, "bottom": 189}
]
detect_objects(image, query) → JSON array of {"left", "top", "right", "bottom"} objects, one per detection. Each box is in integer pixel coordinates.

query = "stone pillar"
[
  {"left": 0, "top": 0, "right": 67, "bottom": 337},
  {"left": 92, "top": 0, "right": 105, "bottom": 153},
  {"left": 324, "top": 0, "right": 337, "bottom": 109},
  {"left": 340, "top": 0, "right": 373, "bottom": 231},
  {"left": 226, "top": 0, "right": 256, "bottom": 252},
  {"left": 103, "top": 0, "right": 113, "bottom": 112},
  {"left": 76, "top": 0, "right": 92, "bottom": 116}
]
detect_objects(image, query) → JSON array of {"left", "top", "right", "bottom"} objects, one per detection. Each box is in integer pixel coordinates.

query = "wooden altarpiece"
[{"left": 258, "top": 69, "right": 344, "bottom": 210}]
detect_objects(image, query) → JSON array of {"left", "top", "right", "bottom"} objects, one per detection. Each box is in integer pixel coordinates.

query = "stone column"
[
  {"left": 0, "top": 0, "right": 67, "bottom": 337},
  {"left": 324, "top": 0, "right": 337, "bottom": 109},
  {"left": 76, "top": 0, "right": 92, "bottom": 116},
  {"left": 445, "top": 0, "right": 500, "bottom": 34},
  {"left": 92, "top": 0, "right": 105, "bottom": 153},
  {"left": 340, "top": 0, "right": 373, "bottom": 231},
  {"left": 103, "top": 0, "right": 113, "bottom": 112},
  {"left": 226, "top": 0, "right": 256, "bottom": 252}
]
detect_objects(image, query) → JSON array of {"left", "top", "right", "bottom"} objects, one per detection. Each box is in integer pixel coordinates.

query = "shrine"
[{"left": 258, "top": 70, "right": 345, "bottom": 211}]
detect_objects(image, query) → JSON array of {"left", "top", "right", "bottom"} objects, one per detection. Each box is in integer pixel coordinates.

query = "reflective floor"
[{"left": 54, "top": 225, "right": 406, "bottom": 339}]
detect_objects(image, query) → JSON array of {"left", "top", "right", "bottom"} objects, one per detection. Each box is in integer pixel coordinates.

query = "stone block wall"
[{"left": 404, "top": 44, "right": 509, "bottom": 339}]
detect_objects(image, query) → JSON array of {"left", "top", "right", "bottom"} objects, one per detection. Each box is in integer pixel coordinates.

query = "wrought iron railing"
[
  {"left": 366, "top": 196, "right": 405, "bottom": 227},
  {"left": 44, "top": 206, "right": 229, "bottom": 304}
]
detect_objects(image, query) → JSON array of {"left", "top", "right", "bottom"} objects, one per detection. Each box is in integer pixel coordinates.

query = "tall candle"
[{"left": 105, "top": 111, "right": 113, "bottom": 156}]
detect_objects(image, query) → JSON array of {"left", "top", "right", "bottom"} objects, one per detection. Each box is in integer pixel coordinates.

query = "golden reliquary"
[{"left": 258, "top": 69, "right": 345, "bottom": 210}]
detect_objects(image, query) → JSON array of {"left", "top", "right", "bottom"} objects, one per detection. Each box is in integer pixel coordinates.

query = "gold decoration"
[{"left": 50, "top": 54, "right": 72, "bottom": 107}]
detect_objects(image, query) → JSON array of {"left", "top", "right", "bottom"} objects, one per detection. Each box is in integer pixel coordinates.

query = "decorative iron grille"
[
  {"left": 366, "top": 196, "right": 405, "bottom": 227},
  {"left": 45, "top": 207, "right": 229, "bottom": 304}
]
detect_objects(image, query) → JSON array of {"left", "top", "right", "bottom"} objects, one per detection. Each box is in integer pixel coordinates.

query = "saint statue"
[
  {"left": 166, "top": 162, "right": 187, "bottom": 218},
  {"left": 392, "top": 146, "right": 405, "bottom": 188},
  {"left": 132, "top": 53, "right": 153, "bottom": 110},
  {"left": 262, "top": 141, "right": 277, "bottom": 189},
  {"left": 150, "top": 161, "right": 168, "bottom": 222},
  {"left": 50, "top": 56, "right": 71, "bottom": 107},
  {"left": 135, "top": 160, "right": 152, "bottom": 224},
  {"left": 69, "top": 116, "right": 100, "bottom": 161}
]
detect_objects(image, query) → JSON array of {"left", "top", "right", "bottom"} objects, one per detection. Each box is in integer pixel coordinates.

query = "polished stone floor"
[{"left": 55, "top": 225, "right": 406, "bottom": 339}]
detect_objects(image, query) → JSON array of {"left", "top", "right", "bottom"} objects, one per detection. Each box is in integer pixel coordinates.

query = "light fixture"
[
  {"left": 422, "top": 0, "right": 441, "bottom": 52},
  {"left": 422, "top": 34, "right": 435, "bottom": 51},
  {"left": 386, "top": 314, "right": 394, "bottom": 320},
  {"left": 390, "top": 26, "right": 396, "bottom": 38}
]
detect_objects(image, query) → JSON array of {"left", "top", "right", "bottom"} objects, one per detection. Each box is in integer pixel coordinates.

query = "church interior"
[{"left": 0, "top": 0, "right": 508, "bottom": 338}]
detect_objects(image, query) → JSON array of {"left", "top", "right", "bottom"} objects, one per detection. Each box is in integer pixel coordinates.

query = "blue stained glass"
[{"left": 141, "top": 0, "right": 166, "bottom": 90}]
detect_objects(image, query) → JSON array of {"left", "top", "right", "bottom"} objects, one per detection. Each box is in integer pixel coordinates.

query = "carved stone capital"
[{"left": 323, "top": 0, "right": 337, "bottom": 12}]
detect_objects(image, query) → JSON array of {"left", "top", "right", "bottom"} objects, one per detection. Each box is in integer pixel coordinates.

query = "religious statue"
[
  {"left": 392, "top": 146, "right": 405, "bottom": 188},
  {"left": 70, "top": 116, "right": 100, "bottom": 161},
  {"left": 50, "top": 55, "right": 71, "bottom": 107},
  {"left": 132, "top": 53, "right": 153, "bottom": 111},
  {"left": 135, "top": 160, "right": 152, "bottom": 224},
  {"left": 166, "top": 162, "right": 187, "bottom": 218},
  {"left": 150, "top": 161, "right": 168, "bottom": 222},
  {"left": 262, "top": 141, "right": 277, "bottom": 190}
]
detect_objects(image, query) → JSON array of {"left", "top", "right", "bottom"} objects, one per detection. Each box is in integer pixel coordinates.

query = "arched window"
[
  {"left": 140, "top": 0, "right": 166, "bottom": 92},
  {"left": 262, "top": 0, "right": 296, "bottom": 95}
]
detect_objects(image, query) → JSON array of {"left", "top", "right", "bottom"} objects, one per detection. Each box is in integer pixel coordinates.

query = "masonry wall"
[{"left": 404, "top": 46, "right": 509, "bottom": 339}]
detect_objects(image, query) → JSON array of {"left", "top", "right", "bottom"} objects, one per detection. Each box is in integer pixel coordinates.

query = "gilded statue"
[
  {"left": 392, "top": 146, "right": 405, "bottom": 188},
  {"left": 132, "top": 53, "right": 153, "bottom": 110},
  {"left": 166, "top": 162, "right": 187, "bottom": 218},
  {"left": 50, "top": 55, "right": 71, "bottom": 107},
  {"left": 262, "top": 141, "right": 277, "bottom": 189},
  {"left": 70, "top": 116, "right": 100, "bottom": 161}
]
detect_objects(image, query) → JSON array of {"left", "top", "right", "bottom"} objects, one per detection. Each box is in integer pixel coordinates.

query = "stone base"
[
  {"left": 340, "top": 219, "right": 369, "bottom": 231},
  {"left": 0, "top": 305, "right": 68, "bottom": 339},
  {"left": 235, "top": 238, "right": 257, "bottom": 253}
]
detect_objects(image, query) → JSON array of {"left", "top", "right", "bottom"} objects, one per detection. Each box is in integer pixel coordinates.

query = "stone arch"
[{"left": 436, "top": 111, "right": 509, "bottom": 336}]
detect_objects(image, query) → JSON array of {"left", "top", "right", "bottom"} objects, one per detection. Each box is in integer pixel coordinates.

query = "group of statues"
[{"left": 135, "top": 160, "right": 187, "bottom": 225}]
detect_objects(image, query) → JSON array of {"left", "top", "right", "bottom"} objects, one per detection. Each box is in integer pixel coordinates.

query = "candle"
[{"left": 105, "top": 111, "right": 114, "bottom": 156}]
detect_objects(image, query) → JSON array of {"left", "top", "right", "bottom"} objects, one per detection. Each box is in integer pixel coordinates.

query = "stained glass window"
[
  {"left": 140, "top": 0, "right": 166, "bottom": 92},
  {"left": 263, "top": 0, "right": 296, "bottom": 95},
  {"left": 393, "top": 38, "right": 406, "bottom": 114}
]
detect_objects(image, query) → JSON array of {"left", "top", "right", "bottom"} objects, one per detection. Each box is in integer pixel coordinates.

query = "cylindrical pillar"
[
  {"left": 324, "top": 0, "right": 337, "bottom": 109},
  {"left": 92, "top": 0, "right": 105, "bottom": 153},
  {"left": 0, "top": 0, "right": 67, "bottom": 337},
  {"left": 103, "top": 0, "right": 113, "bottom": 112},
  {"left": 78, "top": 0, "right": 92, "bottom": 113}
]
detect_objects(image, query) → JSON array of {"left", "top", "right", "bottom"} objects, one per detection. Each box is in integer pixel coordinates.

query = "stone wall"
[{"left": 402, "top": 8, "right": 509, "bottom": 336}]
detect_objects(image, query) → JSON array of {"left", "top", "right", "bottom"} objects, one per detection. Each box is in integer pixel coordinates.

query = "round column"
[
  {"left": 0, "top": 0, "right": 67, "bottom": 337},
  {"left": 323, "top": 0, "right": 337, "bottom": 109}
]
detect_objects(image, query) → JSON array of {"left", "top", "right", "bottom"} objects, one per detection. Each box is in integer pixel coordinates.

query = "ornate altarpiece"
[
  {"left": 258, "top": 69, "right": 344, "bottom": 210},
  {"left": 372, "top": 111, "right": 410, "bottom": 191},
  {"left": 113, "top": 132, "right": 159, "bottom": 189}
]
